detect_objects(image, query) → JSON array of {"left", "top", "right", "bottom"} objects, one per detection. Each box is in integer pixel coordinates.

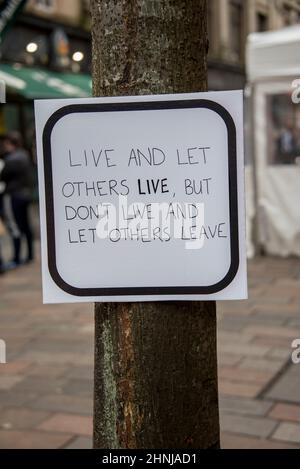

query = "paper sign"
[{"left": 35, "top": 91, "right": 247, "bottom": 304}]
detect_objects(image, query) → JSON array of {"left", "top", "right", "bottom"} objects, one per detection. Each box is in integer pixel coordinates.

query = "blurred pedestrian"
[{"left": 0, "top": 132, "right": 34, "bottom": 267}]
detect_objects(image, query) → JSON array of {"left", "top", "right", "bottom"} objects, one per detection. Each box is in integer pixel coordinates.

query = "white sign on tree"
[{"left": 35, "top": 91, "right": 247, "bottom": 304}]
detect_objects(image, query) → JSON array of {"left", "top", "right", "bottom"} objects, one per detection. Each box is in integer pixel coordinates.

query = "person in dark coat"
[{"left": 0, "top": 131, "right": 34, "bottom": 267}]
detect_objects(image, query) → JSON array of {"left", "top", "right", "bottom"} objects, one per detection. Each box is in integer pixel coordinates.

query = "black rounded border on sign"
[{"left": 42, "top": 99, "right": 239, "bottom": 297}]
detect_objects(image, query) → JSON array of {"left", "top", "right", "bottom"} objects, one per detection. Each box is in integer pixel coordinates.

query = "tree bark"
[{"left": 91, "top": 0, "right": 220, "bottom": 449}]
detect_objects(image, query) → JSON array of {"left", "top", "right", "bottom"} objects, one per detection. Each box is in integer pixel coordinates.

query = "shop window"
[{"left": 1, "top": 26, "right": 50, "bottom": 66}]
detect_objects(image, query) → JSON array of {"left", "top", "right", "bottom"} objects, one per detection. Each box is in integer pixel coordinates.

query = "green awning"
[{"left": 0, "top": 64, "right": 92, "bottom": 99}]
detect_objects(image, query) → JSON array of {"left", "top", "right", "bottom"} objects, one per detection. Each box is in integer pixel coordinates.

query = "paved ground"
[
  {"left": 1, "top": 242, "right": 300, "bottom": 448},
  {"left": 219, "top": 258, "right": 300, "bottom": 449}
]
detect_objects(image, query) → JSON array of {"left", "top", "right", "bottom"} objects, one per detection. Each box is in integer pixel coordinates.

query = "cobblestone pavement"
[{"left": 0, "top": 246, "right": 300, "bottom": 448}]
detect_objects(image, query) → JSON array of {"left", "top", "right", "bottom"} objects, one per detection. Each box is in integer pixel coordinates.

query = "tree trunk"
[{"left": 91, "top": 0, "right": 220, "bottom": 449}]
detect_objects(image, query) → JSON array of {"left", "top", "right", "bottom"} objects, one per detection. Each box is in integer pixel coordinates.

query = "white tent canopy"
[{"left": 247, "top": 25, "right": 300, "bottom": 82}]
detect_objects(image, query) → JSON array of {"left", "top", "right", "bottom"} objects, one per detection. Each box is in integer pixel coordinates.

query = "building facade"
[{"left": 208, "top": 0, "right": 300, "bottom": 90}]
